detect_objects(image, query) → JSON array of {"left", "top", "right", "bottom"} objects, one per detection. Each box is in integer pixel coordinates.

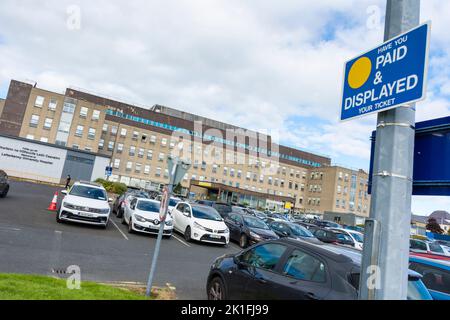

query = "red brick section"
[
  {"left": 65, "top": 88, "right": 331, "bottom": 168},
  {"left": 0, "top": 80, "right": 33, "bottom": 136}
]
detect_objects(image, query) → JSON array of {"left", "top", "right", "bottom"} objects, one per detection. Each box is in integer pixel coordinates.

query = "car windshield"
[
  {"left": 243, "top": 216, "right": 269, "bottom": 229},
  {"left": 192, "top": 206, "right": 223, "bottom": 221},
  {"left": 214, "top": 204, "right": 232, "bottom": 214},
  {"left": 232, "top": 206, "right": 246, "bottom": 214},
  {"left": 169, "top": 198, "right": 180, "bottom": 207},
  {"left": 290, "top": 224, "right": 314, "bottom": 238},
  {"left": 70, "top": 185, "right": 107, "bottom": 200},
  {"left": 349, "top": 231, "right": 364, "bottom": 242},
  {"left": 137, "top": 201, "right": 160, "bottom": 212}
]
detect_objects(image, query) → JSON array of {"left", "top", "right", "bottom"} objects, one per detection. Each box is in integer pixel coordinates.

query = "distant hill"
[{"left": 429, "top": 210, "right": 450, "bottom": 224}]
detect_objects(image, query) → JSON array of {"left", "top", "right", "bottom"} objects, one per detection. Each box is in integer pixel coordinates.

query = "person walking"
[{"left": 65, "top": 175, "right": 71, "bottom": 189}]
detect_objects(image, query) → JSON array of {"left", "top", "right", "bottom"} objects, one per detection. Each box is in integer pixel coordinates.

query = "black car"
[
  {"left": 311, "top": 219, "right": 341, "bottom": 229},
  {"left": 0, "top": 170, "right": 9, "bottom": 198},
  {"left": 212, "top": 202, "right": 233, "bottom": 218},
  {"left": 206, "top": 238, "right": 432, "bottom": 300},
  {"left": 311, "top": 228, "right": 355, "bottom": 247},
  {"left": 224, "top": 213, "right": 278, "bottom": 248},
  {"left": 269, "top": 221, "right": 320, "bottom": 243}
]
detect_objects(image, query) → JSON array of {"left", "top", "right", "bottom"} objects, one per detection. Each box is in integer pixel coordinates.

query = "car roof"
[
  {"left": 74, "top": 181, "right": 105, "bottom": 189},
  {"left": 410, "top": 255, "right": 450, "bottom": 269},
  {"left": 135, "top": 198, "right": 159, "bottom": 203}
]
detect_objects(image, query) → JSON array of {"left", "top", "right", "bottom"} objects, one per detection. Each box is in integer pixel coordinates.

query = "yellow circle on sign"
[{"left": 348, "top": 56, "right": 372, "bottom": 89}]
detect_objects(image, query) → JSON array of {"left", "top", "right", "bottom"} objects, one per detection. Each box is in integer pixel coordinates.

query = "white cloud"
[{"left": 0, "top": 0, "right": 448, "bottom": 171}]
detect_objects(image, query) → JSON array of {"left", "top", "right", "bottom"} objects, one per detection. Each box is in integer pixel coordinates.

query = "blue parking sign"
[{"left": 340, "top": 22, "right": 430, "bottom": 121}]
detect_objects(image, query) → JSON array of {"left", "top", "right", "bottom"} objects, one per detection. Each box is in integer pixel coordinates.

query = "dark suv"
[
  {"left": 224, "top": 213, "right": 278, "bottom": 248},
  {"left": 0, "top": 170, "right": 9, "bottom": 198},
  {"left": 197, "top": 201, "right": 233, "bottom": 218},
  {"left": 206, "top": 238, "right": 432, "bottom": 300}
]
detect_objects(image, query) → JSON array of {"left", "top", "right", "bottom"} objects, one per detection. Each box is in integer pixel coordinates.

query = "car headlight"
[
  {"left": 63, "top": 202, "right": 76, "bottom": 209},
  {"left": 250, "top": 231, "right": 262, "bottom": 240},
  {"left": 99, "top": 208, "right": 110, "bottom": 214},
  {"left": 194, "top": 222, "right": 206, "bottom": 231},
  {"left": 165, "top": 220, "right": 173, "bottom": 226},
  {"left": 134, "top": 215, "right": 147, "bottom": 223},
  {"left": 224, "top": 227, "right": 229, "bottom": 233}
]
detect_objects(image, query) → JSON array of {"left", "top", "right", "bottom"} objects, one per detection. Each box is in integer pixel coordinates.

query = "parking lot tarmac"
[{"left": 0, "top": 180, "right": 242, "bottom": 299}]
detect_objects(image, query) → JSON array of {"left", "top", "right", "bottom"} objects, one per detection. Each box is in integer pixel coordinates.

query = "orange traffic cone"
[{"left": 48, "top": 191, "right": 58, "bottom": 211}]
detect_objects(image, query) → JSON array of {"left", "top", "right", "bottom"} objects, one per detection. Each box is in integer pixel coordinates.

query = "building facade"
[{"left": 0, "top": 79, "right": 371, "bottom": 213}]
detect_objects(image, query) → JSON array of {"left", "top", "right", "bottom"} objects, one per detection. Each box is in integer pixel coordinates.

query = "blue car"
[{"left": 409, "top": 256, "right": 450, "bottom": 300}]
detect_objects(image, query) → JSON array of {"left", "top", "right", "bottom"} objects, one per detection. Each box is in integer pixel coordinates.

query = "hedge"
[{"left": 95, "top": 178, "right": 127, "bottom": 195}]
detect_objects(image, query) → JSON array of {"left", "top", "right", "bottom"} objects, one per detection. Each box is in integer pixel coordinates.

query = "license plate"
[
  {"left": 210, "top": 234, "right": 221, "bottom": 239},
  {"left": 78, "top": 212, "right": 93, "bottom": 217}
]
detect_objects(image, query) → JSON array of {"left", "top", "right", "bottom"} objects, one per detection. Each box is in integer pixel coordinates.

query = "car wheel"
[
  {"left": 128, "top": 218, "right": 134, "bottom": 234},
  {"left": 184, "top": 226, "right": 192, "bottom": 242},
  {"left": 0, "top": 186, "right": 8, "bottom": 198},
  {"left": 208, "top": 277, "right": 226, "bottom": 300},
  {"left": 56, "top": 210, "right": 62, "bottom": 223},
  {"left": 239, "top": 234, "right": 248, "bottom": 248},
  {"left": 121, "top": 213, "right": 126, "bottom": 225}
]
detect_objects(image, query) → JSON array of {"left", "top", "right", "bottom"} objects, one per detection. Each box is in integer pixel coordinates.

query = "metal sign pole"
[
  {"left": 145, "top": 156, "right": 190, "bottom": 297},
  {"left": 359, "top": 0, "right": 420, "bottom": 300},
  {"left": 145, "top": 161, "right": 177, "bottom": 297}
]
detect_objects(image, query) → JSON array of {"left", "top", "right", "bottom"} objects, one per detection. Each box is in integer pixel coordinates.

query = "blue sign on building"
[
  {"left": 341, "top": 22, "right": 430, "bottom": 121},
  {"left": 105, "top": 166, "right": 113, "bottom": 177},
  {"left": 369, "top": 116, "right": 450, "bottom": 196}
]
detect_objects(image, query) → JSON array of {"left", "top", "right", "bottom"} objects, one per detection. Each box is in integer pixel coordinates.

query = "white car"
[
  {"left": 155, "top": 195, "right": 181, "bottom": 214},
  {"left": 57, "top": 181, "right": 112, "bottom": 228},
  {"left": 172, "top": 202, "right": 229, "bottom": 245},
  {"left": 122, "top": 197, "right": 173, "bottom": 237},
  {"left": 330, "top": 228, "right": 364, "bottom": 250}
]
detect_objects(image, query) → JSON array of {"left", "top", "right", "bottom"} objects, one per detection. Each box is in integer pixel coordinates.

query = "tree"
[
  {"left": 426, "top": 217, "right": 444, "bottom": 234},
  {"left": 172, "top": 182, "right": 182, "bottom": 195}
]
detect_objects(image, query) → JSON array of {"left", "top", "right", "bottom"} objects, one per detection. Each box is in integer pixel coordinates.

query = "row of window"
[
  {"left": 106, "top": 109, "right": 323, "bottom": 167},
  {"left": 34, "top": 96, "right": 101, "bottom": 121}
]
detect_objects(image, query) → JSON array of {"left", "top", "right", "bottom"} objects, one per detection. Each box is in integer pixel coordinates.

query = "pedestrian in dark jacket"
[{"left": 65, "top": 175, "right": 71, "bottom": 189}]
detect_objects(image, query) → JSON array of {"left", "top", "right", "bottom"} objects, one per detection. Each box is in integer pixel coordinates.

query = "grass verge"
[{"left": 0, "top": 274, "right": 150, "bottom": 300}]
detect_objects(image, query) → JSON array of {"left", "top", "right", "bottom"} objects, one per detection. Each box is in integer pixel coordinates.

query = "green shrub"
[{"left": 95, "top": 178, "right": 127, "bottom": 195}]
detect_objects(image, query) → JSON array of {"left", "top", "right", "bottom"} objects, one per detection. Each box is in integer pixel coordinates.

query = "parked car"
[
  {"left": 249, "top": 210, "right": 268, "bottom": 220},
  {"left": 311, "top": 228, "right": 355, "bottom": 248},
  {"left": 435, "top": 240, "right": 450, "bottom": 256},
  {"left": 329, "top": 228, "right": 364, "bottom": 250},
  {"left": 56, "top": 181, "right": 112, "bottom": 228},
  {"left": 410, "top": 239, "right": 450, "bottom": 259},
  {"left": 0, "top": 170, "right": 9, "bottom": 198},
  {"left": 311, "top": 219, "right": 341, "bottom": 229},
  {"left": 172, "top": 202, "right": 229, "bottom": 245},
  {"left": 268, "top": 220, "right": 320, "bottom": 243},
  {"left": 409, "top": 256, "right": 450, "bottom": 300},
  {"left": 113, "top": 191, "right": 150, "bottom": 218},
  {"left": 343, "top": 225, "right": 365, "bottom": 233},
  {"left": 206, "top": 238, "right": 432, "bottom": 300},
  {"left": 197, "top": 201, "right": 234, "bottom": 219},
  {"left": 155, "top": 194, "right": 181, "bottom": 213},
  {"left": 293, "top": 221, "right": 318, "bottom": 230},
  {"left": 224, "top": 213, "right": 278, "bottom": 248},
  {"left": 122, "top": 198, "right": 172, "bottom": 237}
]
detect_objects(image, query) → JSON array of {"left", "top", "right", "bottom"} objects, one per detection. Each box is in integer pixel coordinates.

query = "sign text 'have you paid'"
[{"left": 340, "top": 22, "right": 430, "bottom": 121}]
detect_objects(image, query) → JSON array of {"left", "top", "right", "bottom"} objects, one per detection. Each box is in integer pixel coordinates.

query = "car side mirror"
[{"left": 61, "top": 189, "right": 67, "bottom": 195}]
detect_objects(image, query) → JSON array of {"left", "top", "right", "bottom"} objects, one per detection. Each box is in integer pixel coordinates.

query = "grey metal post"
[
  {"left": 359, "top": 0, "right": 420, "bottom": 300},
  {"left": 145, "top": 161, "right": 177, "bottom": 297}
]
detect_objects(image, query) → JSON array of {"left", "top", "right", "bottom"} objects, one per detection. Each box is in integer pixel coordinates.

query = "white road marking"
[
  {"left": 172, "top": 234, "right": 191, "bottom": 247},
  {"left": 0, "top": 226, "right": 21, "bottom": 231},
  {"left": 110, "top": 219, "right": 129, "bottom": 240}
]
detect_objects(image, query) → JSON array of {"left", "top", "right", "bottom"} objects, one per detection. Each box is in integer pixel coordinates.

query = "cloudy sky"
[{"left": 0, "top": 0, "right": 449, "bottom": 215}]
